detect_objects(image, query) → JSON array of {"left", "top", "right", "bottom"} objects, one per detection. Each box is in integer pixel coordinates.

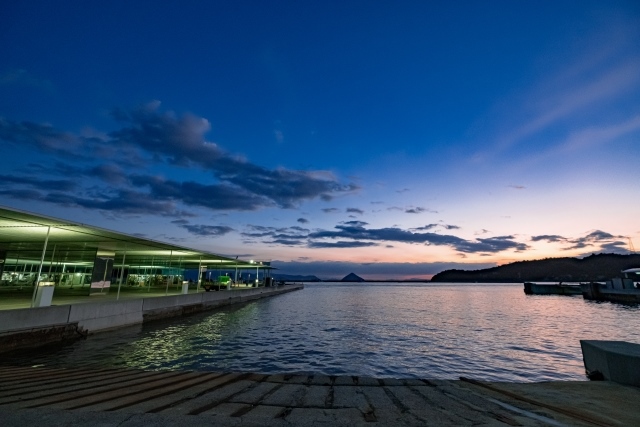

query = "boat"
[
  {"left": 581, "top": 268, "right": 640, "bottom": 303},
  {"left": 523, "top": 281, "right": 582, "bottom": 295}
]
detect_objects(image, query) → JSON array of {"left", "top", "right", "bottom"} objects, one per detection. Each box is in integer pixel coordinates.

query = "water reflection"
[{"left": 2, "top": 283, "right": 638, "bottom": 382}]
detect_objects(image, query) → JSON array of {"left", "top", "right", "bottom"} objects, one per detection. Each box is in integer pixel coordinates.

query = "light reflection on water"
[{"left": 5, "top": 283, "right": 639, "bottom": 382}]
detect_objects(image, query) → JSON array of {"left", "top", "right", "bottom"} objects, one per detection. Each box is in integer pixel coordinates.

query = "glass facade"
[{"left": 0, "top": 207, "right": 271, "bottom": 309}]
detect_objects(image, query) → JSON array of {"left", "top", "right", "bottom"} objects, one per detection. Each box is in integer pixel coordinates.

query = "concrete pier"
[
  {"left": 0, "top": 365, "right": 638, "bottom": 426},
  {"left": 0, "top": 285, "right": 303, "bottom": 352}
]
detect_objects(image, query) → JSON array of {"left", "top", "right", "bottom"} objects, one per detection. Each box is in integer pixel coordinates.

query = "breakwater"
[{"left": 0, "top": 284, "right": 303, "bottom": 352}]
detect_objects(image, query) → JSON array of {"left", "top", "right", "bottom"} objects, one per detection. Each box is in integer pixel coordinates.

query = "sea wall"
[{"left": 0, "top": 285, "right": 303, "bottom": 352}]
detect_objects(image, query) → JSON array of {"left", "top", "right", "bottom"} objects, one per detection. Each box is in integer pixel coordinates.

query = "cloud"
[
  {"left": 531, "top": 234, "right": 567, "bottom": 243},
  {"left": 308, "top": 241, "right": 378, "bottom": 248},
  {"left": 346, "top": 207, "right": 364, "bottom": 214},
  {"left": 240, "top": 224, "right": 310, "bottom": 245},
  {"left": 321, "top": 208, "right": 340, "bottom": 213},
  {"left": 405, "top": 207, "right": 431, "bottom": 214},
  {"left": 40, "top": 189, "right": 182, "bottom": 216},
  {"left": 109, "top": 103, "right": 359, "bottom": 208},
  {"left": 341, "top": 220, "right": 369, "bottom": 227},
  {"left": 532, "top": 230, "right": 628, "bottom": 253},
  {"left": 268, "top": 238, "right": 306, "bottom": 246},
  {"left": 237, "top": 219, "right": 525, "bottom": 255},
  {"left": 0, "top": 103, "right": 359, "bottom": 215},
  {"left": 308, "top": 223, "right": 528, "bottom": 254},
  {"left": 564, "top": 229, "right": 624, "bottom": 250},
  {"left": 177, "top": 224, "right": 234, "bottom": 237},
  {"left": 442, "top": 224, "right": 460, "bottom": 230},
  {"left": 130, "top": 175, "right": 272, "bottom": 211},
  {"left": 297, "top": 218, "right": 309, "bottom": 224},
  {"left": 508, "top": 185, "right": 526, "bottom": 190},
  {"left": 0, "top": 174, "right": 76, "bottom": 191},
  {"left": 0, "top": 118, "right": 84, "bottom": 155},
  {"left": 412, "top": 224, "right": 438, "bottom": 231},
  {"left": 598, "top": 241, "right": 629, "bottom": 253}
]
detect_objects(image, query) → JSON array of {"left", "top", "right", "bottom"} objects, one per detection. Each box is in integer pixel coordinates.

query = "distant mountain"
[
  {"left": 341, "top": 272, "right": 365, "bottom": 282},
  {"left": 431, "top": 253, "right": 640, "bottom": 283},
  {"left": 272, "top": 274, "right": 321, "bottom": 282}
]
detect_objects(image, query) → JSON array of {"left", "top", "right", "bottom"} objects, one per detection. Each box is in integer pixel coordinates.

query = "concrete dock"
[
  {"left": 0, "top": 284, "right": 303, "bottom": 353},
  {"left": 0, "top": 364, "right": 638, "bottom": 426}
]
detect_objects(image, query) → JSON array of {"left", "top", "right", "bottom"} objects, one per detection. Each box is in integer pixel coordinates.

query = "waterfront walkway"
[
  {"left": 0, "top": 285, "right": 265, "bottom": 311},
  {"left": 0, "top": 365, "right": 637, "bottom": 426}
]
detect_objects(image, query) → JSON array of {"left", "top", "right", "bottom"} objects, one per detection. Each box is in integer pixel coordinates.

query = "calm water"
[{"left": 4, "top": 283, "right": 639, "bottom": 382}]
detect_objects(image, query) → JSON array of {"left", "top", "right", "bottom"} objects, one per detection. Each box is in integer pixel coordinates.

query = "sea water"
[{"left": 4, "top": 283, "right": 639, "bottom": 382}]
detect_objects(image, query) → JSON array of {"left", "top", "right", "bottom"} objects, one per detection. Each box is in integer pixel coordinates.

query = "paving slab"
[
  {"left": 261, "top": 383, "right": 307, "bottom": 406},
  {"left": 301, "top": 384, "right": 330, "bottom": 407},
  {"left": 160, "top": 378, "right": 257, "bottom": 416}
]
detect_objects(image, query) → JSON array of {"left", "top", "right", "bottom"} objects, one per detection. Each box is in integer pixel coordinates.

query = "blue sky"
[{"left": 1, "top": 1, "right": 639, "bottom": 279}]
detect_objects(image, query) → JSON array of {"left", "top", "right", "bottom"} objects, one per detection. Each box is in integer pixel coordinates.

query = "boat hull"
[
  {"left": 523, "top": 282, "right": 582, "bottom": 295},
  {"left": 581, "top": 282, "right": 640, "bottom": 303}
]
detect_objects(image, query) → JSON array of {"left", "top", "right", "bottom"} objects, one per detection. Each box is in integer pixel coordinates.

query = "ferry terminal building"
[{"left": 0, "top": 206, "right": 272, "bottom": 308}]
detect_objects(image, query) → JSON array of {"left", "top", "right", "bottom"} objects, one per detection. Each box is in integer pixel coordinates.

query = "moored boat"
[
  {"left": 581, "top": 268, "right": 640, "bottom": 303},
  {"left": 523, "top": 281, "right": 582, "bottom": 295}
]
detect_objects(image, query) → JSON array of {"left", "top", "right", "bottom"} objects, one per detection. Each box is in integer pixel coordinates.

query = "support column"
[
  {"left": 30, "top": 226, "right": 51, "bottom": 308},
  {"left": 234, "top": 262, "right": 238, "bottom": 288},
  {"left": 165, "top": 250, "right": 172, "bottom": 296},
  {"left": 148, "top": 256, "right": 154, "bottom": 292},
  {"left": 116, "top": 245, "right": 127, "bottom": 300},
  {"left": 197, "top": 257, "right": 202, "bottom": 292}
]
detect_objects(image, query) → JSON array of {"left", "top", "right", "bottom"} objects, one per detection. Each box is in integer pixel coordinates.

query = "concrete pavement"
[{"left": 1, "top": 365, "right": 638, "bottom": 426}]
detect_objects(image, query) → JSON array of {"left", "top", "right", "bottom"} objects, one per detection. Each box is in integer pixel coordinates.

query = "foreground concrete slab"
[{"left": 0, "top": 365, "right": 638, "bottom": 426}]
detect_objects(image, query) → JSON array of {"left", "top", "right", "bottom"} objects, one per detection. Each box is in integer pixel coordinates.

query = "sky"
[{"left": 1, "top": 1, "right": 639, "bottom": 279}]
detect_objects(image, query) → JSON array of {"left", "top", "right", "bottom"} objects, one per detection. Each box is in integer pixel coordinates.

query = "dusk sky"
[{"left": 1, "top": 1, "right": 639, "bottom": 279}]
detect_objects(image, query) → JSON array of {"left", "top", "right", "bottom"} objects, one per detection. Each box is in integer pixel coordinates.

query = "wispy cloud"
[
  {"left": 556, "top": 114, "right": 640, "bottom": 154},
  {"left": 472, "top": 26, "right": 640, "bottom": 169},
  {"left": 495, "top": 58, "right": 640, "bottom": 153}
]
